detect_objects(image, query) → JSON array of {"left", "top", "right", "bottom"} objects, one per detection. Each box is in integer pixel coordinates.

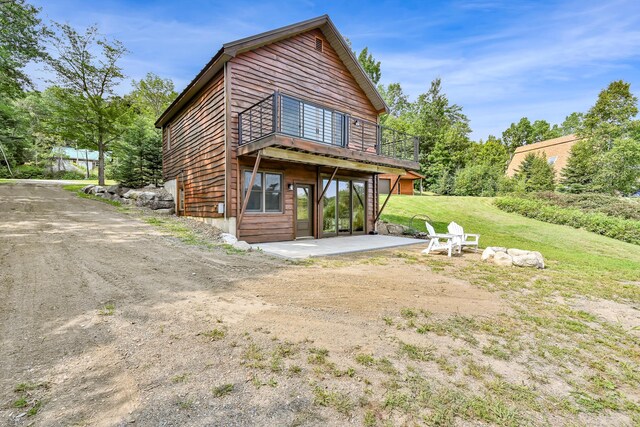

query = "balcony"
[{"left": 237, "top": 92, "right": 420, "bottom": 172}]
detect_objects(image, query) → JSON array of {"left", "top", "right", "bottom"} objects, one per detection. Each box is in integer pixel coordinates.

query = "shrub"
[
  {"left": 494, "top": 197, "right": 640, "bottom": 245},
  {"left": 528, "top": 192, "right": 640, "bottom": 221},
  {"left": 13, "top": 164, "right": 46, "bottom": 179}
]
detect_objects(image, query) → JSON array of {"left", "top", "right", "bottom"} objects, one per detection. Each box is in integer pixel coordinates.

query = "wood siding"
[
  {"left": 163, "top": 71, "right": 226, "bottom": 217},
  {"left": 227, "top": 28, "right": 380, "bottom": 218},
  {"left": 237, "top": 158, "right": 375, "bottom": 243}
]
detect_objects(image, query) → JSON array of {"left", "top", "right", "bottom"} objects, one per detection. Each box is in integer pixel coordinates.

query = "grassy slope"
[
  {"left": 0, "top": 178, "right": 116, "bottom": 185},
  {"left": 381, "top": 195, "right": 640, "bottom": 279}
]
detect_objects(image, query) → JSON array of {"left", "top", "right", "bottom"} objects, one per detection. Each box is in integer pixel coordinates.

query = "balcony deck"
[{"left": 237, "top": 92, "right": 421, "bottom": 173}]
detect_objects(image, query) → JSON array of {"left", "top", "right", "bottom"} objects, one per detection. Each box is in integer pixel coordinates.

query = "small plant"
[
  {"left": 172, "top": 373, "right": 189, "bottom": 383},
  {"left": 27, "top": 400, "right": 41, "bottom": 417},
  {"left": 243, "top": 343, "right": 265, "bottom": 368},
  {"left": 177, "top": 399, "right": 194, "bottom": 409},
  {"left": 313, "top": 386, "right": 354, "bottom": 415},
  {"left": 382, "top": 316, "right": 393, "bottom": 326},
  {"left": 211, "top": 383, "right": 234, "bottom": 398},
  {"left": 199, "top": 328, "right": 226, "bottom": 341},
  {"left": 355, "top": 353, "right": 375, "bottom": 366},
  {"left": 289, "top": 365, "right": 302, "bottom": 375},
  {"left": 398, "top": 342, "right": 434, "bottom": 362},
  {"left": 13, "top": 397, "right": 28, "bottom": 408},
  {"left": 307, "top": 347, "right": 329, "bottom": 365},
  {"left": 98, "top": 303, "right": 115, "bottom": 316},
  {"left": 400, "top": 308, "right": 418, "bottom": 319}
]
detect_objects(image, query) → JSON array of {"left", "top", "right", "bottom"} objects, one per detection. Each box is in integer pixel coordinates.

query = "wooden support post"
[
  {"left": 374, "top": 174, "right": 401, "bottom": 223},
  {"left": 237, "top": 150, "right": 262, "bottom": 230},
  {"left": 317, "top": 167, "right": 338, "bottom": 204}
]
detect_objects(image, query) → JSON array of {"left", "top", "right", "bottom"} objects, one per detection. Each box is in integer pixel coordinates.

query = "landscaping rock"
[
  {"left": 155, "top": 189, "right": 173, "bottom": 201},
  {"left": 386, "top": 223, "right": 408, "bottom": 235},
  {"left": 154, "top": 208, "right": 174, "bottom": 215},
  {"left": 511, "top": 251, "right": 544, "bottom": 269},
  {"left": 493, "top": 251, "right": 513, "bottom": 267},
  {"left": 481, "top": 247, "right": 496, "bottom": 261},
  {"left": 82, "top": 185, "right": 95, "bottom": 194},
  {"left": 137, "top": 191, "right": 157, "bottom": 203},
  {"left": 377, "top": 222, "right": 389, "bottom": 235},
  {"left": 219, "top": 233, "right": 238, "bottom": 245},
  {"left": 91, "top": 186, "right": 106, "bottom": 194},
  {"left": 232, "top": 240, "right": 252, "bottom": 251},
  {"left": 123, "top": 189, "right": 142, "bottom": 200},
  {"left": 145, "top": 200, "right": 175, "bottom": 210}
]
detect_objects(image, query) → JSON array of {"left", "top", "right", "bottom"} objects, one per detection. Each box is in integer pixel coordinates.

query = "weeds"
[{"left": 211, "top": 383, "right": 234, "bottom": 398}]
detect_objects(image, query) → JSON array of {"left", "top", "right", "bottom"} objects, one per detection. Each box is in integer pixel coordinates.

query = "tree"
[
  {"left": 560, "top": 112, "right": 583, "bottom": 135},
  {"left": 46, "top": 23, "right": 128, "bottom": 185},
  {"left": 453, "top": 163, "right": 504, "bottom": 196},
  {"left": 357, "top": 47, "right": 381, "bottom": 85},
  {"left": 112, "top": 73, "right": 176, "bottom": 186},
  {"left": 501, "top": 117, "right": 561, "bottom": 154},
  {"left": 0, "top": 0, "right": 47, "bottom": 172},
  {"left": 471, "top": 136, "right": 509, "bottom": 171},
  {"left": 594, "top": 137, "right": 640, "bottom": 195},
  {"left": 561, "top": 140, "right": 597, "bottom": 193},
  {"left": 514, "top": 153, "right": 555, "bottom": 192}
]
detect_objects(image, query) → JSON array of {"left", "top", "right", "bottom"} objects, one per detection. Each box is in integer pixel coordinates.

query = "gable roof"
[
  {"left": 155, "top": 15, "right": 389, "bottom": 128},
  {"left": 506, "top": 134, "right": 580, "bottom": 178}
]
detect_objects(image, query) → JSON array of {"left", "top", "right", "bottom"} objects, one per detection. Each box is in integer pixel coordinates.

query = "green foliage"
[
  {"left": 495, "top": 197, "right": 640, "bottom": 245},
  {"left": 561, "top": 139, "right": 597, "bottom": 193},
  {"left": 357, "top": 47, "right": 381, "bottom": 85},
  {"left": 530, "top": 191, "right": 640, "bottom": 221},
  {"left": 513, "top": 153, "right": 555, "bottom": 192},
  {"left": 111, "top": 116, "right": 162, "bottom": 187},
  {"left": 501, "top": 117, "right": 562, "bottom": 154},
  {"left": 453, "top": 163, "right": 506, "bottom": 196}
]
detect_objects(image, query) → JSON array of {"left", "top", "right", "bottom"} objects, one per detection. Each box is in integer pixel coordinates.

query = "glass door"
[{"left": 321, "top": 177, "right": 366, "bottom": 236}]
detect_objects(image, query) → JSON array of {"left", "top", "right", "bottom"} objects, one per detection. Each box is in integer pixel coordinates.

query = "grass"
[
  {"left": 1, "top": 178, "right": 116, "bottom": 185},
  {"left": 381, "top": 195, "right": 640, "bottom": 280},
  {"left": 211, "top": 383, "right": 234, "bottom": 398},
  {"left": 98, "top": 303, "right": 115, "bottom": 316}
]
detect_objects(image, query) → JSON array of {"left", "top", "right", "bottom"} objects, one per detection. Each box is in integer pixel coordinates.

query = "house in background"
[
  {"left": 506, "top": 134, "right": 579, "bottom": 180},
  {"left": 50, "top": 146, "right": 105, "bottom": 173},
  {"left": 156, "top": 15, "right": 420, "bottom": 243},
  {"left": 379, "top": 171, "right": 424, "bottom": 195}
]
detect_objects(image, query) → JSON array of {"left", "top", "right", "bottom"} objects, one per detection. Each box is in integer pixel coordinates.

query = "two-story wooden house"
[{"left": 156, "top": 15, "right": 420, "bottom": 243}]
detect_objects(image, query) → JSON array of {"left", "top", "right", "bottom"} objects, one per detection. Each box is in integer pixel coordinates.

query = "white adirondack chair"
[
  {"left": 422, "top": 222, "right": 458, "bottom": 257},
  {"left": 447, "top": 221, "right": 480, "bottom": 252}
]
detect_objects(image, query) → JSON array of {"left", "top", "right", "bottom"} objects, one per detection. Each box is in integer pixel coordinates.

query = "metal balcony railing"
[{"left": 238, "top": 91, "right": 419, "bottom": 163}]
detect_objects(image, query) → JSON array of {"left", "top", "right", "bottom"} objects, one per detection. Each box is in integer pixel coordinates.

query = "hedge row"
[{"left": 494, "top": 197, "right": 640, "bottom": 245}]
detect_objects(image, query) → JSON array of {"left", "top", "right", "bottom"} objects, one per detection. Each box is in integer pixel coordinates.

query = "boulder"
[
  {"left": 123, "top": 189, "right": 142, "bottom": 200},
  {"left": 137, "top": 191, "right": 157, "bottom": 203},
  {"left": 386, "top": 223, "right": 408, "bottom": 235},
  {"left": 219, "top": 233, "right": 238, "bottom": 245},
  {"left": 155, "top": 189, "right": 173, "bottom": 201},
  {"left": 82, "top": 184, "right": 95, "bottom": 194},
  {"left": 511, "top": 251, "right": 544, "bottom": 269},
  {"left": 481, "top": 247, "right": 496, "bottom": 261},
  {"left": 507, "top": 248, "right": 530, "bottom": 257},
  {"left": 145, "top": 200, "right": 175, "bottom": 210},
  {"left": 232, "top": 240, "right": 252, "bottom": 251},
  {"left": 493, "top": 251, "right": 513, "bottom": 267},
  {"left": 488, "top": 246, "right": 507, "bottom": 253},
  {"left": 377, "top": 222, "right": 389, "bottom": 235},
  {"left": 154, "top": 208, "right": 174, "bottom": 215},
  {"left": 91, "top": 186, "right": 106, "bottom": 194}
]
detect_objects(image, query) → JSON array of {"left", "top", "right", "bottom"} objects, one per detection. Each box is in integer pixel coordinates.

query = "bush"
[
  {"left": 527, "top": 192, "right": 640, "bottom": 221},
  {"left": 495, "top": 197, "right": 640, "bottom": 245},
  {"left": 13, "top": 164, "right": 46, "bottom": 179},
  {"left": 53, "top": 170, "right": 86, "bottom": 180},
  {"left": 453, "top": 163, "right": 503, "bottom": 196}
]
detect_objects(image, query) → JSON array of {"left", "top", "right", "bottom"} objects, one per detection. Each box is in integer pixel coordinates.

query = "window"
[
  {"left": 243, "top": 170, "right": 283, "bottom": 213},
  {"left": 280, "top": 95, "right": 346, "bottom": 146},
  {"left": 547, "top": 156, "right": 557, "bottom": 165},
  {"left": 166, "top": 124, "right": 172, "bottom": 150}
]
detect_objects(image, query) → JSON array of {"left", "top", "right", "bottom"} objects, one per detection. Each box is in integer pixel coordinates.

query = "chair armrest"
[{"left": 464, "top": 233, "right": 480, "bottom": 242}]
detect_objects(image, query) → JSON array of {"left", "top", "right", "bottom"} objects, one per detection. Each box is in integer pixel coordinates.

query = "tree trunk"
[{"left": 98, "top": 135, "right": 105, "bottom": 186}]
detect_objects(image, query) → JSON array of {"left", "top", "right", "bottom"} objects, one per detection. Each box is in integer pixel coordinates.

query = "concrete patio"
[{"left": 251, "top": 234, "right": 426, "bottom": 259}]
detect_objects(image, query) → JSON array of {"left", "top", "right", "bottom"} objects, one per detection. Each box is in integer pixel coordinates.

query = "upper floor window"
[
  {"left": 243, "top": 170, "right": 283, "bottom": 213},
  {"left": 280, "top": 95, "right": 345, "bottom": 147}
]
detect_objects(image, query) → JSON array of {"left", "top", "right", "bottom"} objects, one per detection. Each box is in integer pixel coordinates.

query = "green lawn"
[
  {"left": 0, "top": 178, "right": 116, "bottom": 185},
  {"left": 381, "top": 195, "right": 640, "bottom": 280}
]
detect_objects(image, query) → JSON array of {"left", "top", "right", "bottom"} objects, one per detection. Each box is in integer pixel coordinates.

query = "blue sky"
[{"left": 31, "top": 0, "right": 640, "bottom": 140}]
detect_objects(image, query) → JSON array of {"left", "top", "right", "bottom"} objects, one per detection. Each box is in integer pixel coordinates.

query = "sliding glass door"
[{"left": 322, "top": 178, "right": 366, "bottom": 237}]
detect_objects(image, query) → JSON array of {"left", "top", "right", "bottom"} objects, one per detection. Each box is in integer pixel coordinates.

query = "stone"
[
  {"left": 82, "top": 184, "right": 95, "bottom": 194},
  {"left": 488, "top": 246, "right": 507, "bottom": 253},
  {"left": 232, "top": 240, "right": 252, "bottom": 251},
  {"left": 511, "top": 251, "right": 545, "bottom": 269},
  {"left": 137, "top": 191, "right": 157, "bottom": 202},
  {"left": 155, "top": 189, "right": 173, "bottom": 201},
  {"left": 153, "top": 208, "right": 174, "bottom": 215},
  {"left": 377, "top": 222, "right": 389, "bottom": 235},
  {"left": 493, "top": 251, "right": 513, "bottom": 267},
  {"left": 481, "top": 247, "right": 496, "bottom": 261},
  {"left": 123, "top": 189, "right": 142, "bottom": 200},
  {"left": 507, "top": 248, "right": 531, "bottom": 257},
  {"left": 91, "top": 186, "right": 105, "bottom": 194},
  {"left": 219, "top": 233, "right": 238, "bottom": 245},
  {"left": 146, "top": 200, "right": 175, "bottom": 210},
  {"left": 386, "top": 224, "right": 407, "bottom": 235}
]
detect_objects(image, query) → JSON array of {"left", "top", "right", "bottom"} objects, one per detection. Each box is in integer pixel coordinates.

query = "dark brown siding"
[
  {"left": 238, "top": 159, "right": 376, "bottom": 243},
  {"left": 227, "top": 29, "right": 380, "bottom": 218},
  {"left": 163, "top": 71, "right": 225, "bottom": 217}
]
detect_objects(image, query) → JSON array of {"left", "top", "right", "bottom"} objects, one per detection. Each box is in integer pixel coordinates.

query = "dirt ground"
[{"left": 1, "top": 182, "right": 637, "bottom": 426}]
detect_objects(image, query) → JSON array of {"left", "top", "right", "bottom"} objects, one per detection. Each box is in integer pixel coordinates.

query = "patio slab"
[{"left": 251, "top": 234, "right": 426, "bottom": 259}]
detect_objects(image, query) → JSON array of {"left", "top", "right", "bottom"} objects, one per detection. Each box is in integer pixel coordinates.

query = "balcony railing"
[{"left": 238, "top": 92, "right": 419, "bottom": 163}]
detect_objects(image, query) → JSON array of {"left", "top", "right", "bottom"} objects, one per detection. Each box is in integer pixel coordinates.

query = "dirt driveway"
[{"left": 0, "top": 183, "right": 502, "bottom": 426}]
